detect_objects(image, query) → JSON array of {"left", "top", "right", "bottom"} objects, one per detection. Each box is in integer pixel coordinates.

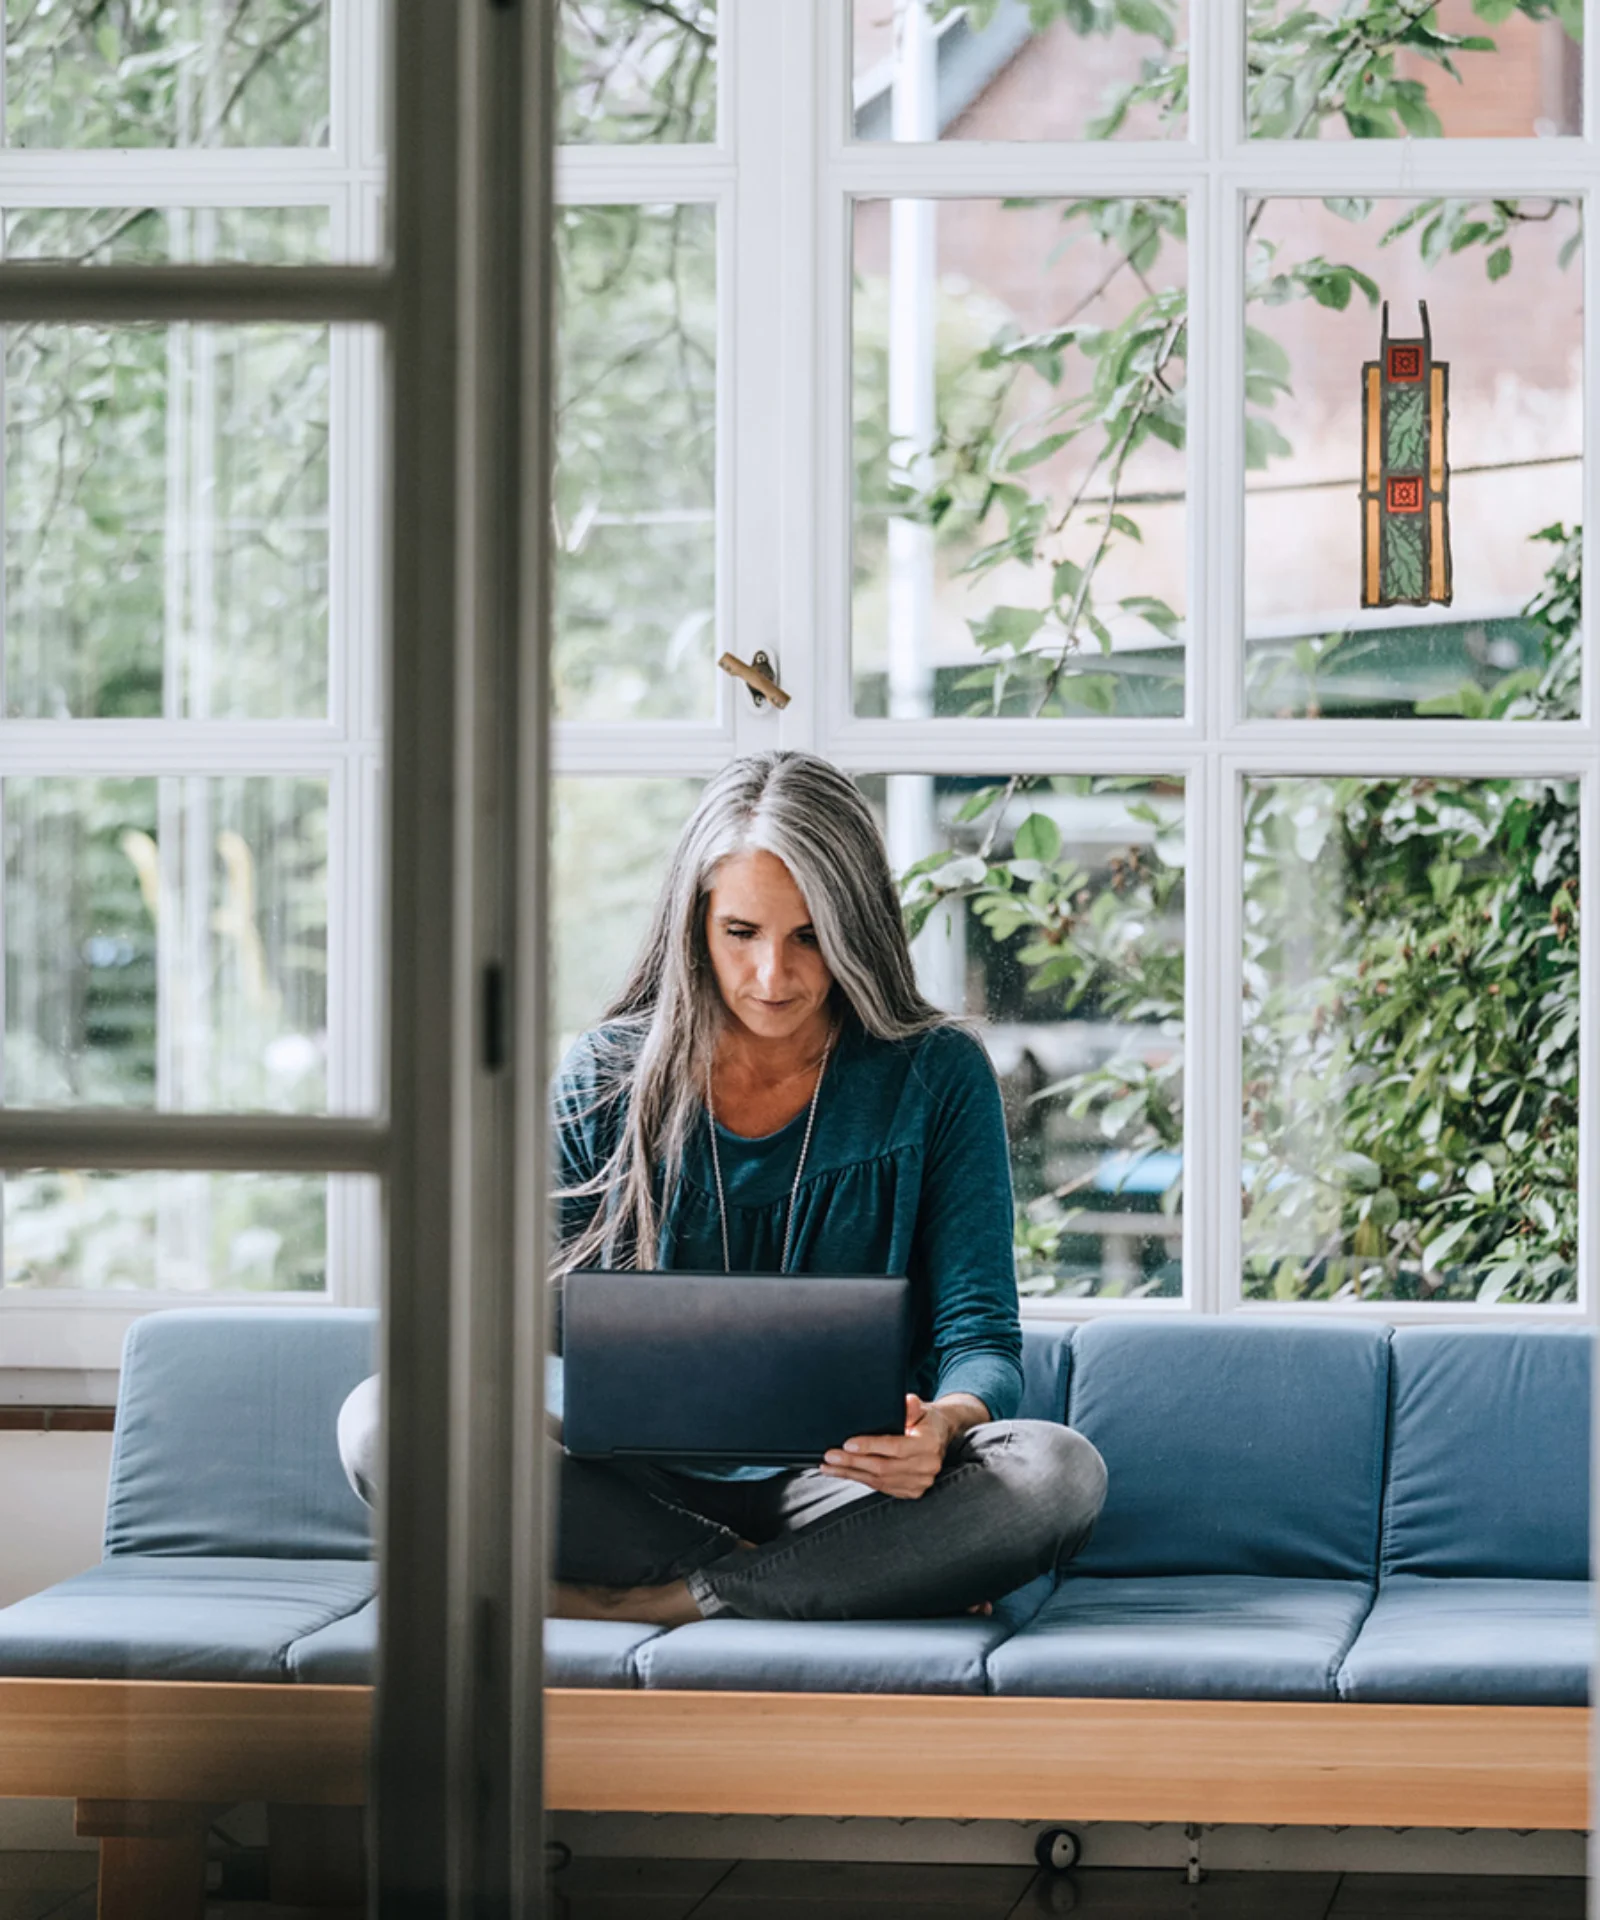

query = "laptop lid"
[{"left": 561, "top": 1271, "right": 912, "bottom": 1464}]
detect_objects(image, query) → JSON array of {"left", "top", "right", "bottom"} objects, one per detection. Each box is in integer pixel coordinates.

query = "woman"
[{"left": 341, "top": 751, "right": 1106, "bottom": 1623}]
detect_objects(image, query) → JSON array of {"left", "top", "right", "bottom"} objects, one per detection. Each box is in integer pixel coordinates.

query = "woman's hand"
[{"left": 820, "top": 1392, "right": 986, "bottom": 1501}]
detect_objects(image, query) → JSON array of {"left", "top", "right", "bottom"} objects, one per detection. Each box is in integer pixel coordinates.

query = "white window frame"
[
  {"left": 556, "top": 0, "right": 1600, "bottom": 1329},
  {"left": 0, "top": 0, "right": 388, "bottom": 1378}
]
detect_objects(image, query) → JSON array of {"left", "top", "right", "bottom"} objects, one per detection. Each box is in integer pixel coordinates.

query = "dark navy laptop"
[{"left": 560, "top": 1272, "right": 912, "bottom": 1464}]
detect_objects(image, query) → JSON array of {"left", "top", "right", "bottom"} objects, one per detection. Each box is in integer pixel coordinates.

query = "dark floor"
[
  {"left": 0, "top": 1852, "right": 1586, "bottom": 1918},
  {"left": 543, "top": 1859, "right": 1587, "bottom": 1920}
]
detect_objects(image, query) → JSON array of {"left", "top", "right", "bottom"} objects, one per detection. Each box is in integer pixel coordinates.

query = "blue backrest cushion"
[
  {"left": 1017, "top": 1323, "right": 1073, "bottom": 1423},
  {"left": 1066, "top": 1317, "right": 1390, "bottom": 1580},
  {"left": 1382, "top": 1326, "right": 1591, "bottom": 1580},
  {"left": 106, "top": 1308, "right": 377, "bottom": 1560}
]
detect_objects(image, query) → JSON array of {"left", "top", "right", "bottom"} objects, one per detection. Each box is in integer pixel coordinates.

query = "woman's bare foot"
[{"left": 551, "top": 1578, "right": 702, "bottom": 1628}]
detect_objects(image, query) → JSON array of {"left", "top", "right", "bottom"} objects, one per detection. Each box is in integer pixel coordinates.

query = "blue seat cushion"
[
  {"left": 287, "top": 1599, "right": 377, "bottom": 1683},
  {"left": 1066, "top": 1319, "right": 1389, "bottom": 1580},
  {"left": 985, "top": 1575, "right": 1372, "bottom": 1701},
  {"left": 1339, "top": 1575, "right": 1591, "bottom": 1706},
  {"left": 1017, "top": 1323, "right": 1072, "bottom": 1423},
  {"left": 1382, "top": 1327, "right": 1591, "bottom": 1580},
  {"left": 0, "top": 1558, "right": 373, "bottom": 1682},
  {"left": 107, "top": 1308, "right": 377, "bottom": 1561},
  {"left": 637, "top": 1617, "right": 1015, "bottom": 1694},
  {"left": 287, "top": 1601, "right": 660, "bottom": 1688}
]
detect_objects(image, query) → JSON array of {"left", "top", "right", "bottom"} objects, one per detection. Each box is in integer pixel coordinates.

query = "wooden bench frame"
[{"left": 0, "top": 1680, "right": 1585, "bottom": 1915}]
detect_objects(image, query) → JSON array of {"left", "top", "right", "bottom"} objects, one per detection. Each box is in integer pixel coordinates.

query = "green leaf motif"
[
  {"left": 1385, "top": 385, "right": 1427, "bottom": 471},
  {"left": 1382, "top": 516, "right": 1426, "bottom": 602}
]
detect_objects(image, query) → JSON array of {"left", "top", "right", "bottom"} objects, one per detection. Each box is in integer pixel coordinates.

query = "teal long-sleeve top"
[{"left": 553, "top": 1013, "right": 1025, "bottom": 1432}]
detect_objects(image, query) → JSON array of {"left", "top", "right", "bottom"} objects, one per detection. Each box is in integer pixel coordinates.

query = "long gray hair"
[{"left": 558, "top": 752, "right": 947, "bottom": 1273}]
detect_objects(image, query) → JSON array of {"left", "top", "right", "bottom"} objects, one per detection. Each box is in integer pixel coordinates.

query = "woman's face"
[{"left": 704, "top": 849, "right": 835, "bottom": 1045}]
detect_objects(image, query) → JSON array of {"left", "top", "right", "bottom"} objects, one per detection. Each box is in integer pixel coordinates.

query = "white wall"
[{"left": 0, "top": 1431, "right": 111, "bottom": 1607}]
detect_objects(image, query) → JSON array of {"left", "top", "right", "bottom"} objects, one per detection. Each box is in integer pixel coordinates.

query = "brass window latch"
[{"left": 718, "top": 651, "right": 789, "bottom": 709}]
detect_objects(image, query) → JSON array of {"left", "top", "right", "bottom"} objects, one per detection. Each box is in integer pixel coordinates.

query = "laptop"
[{"left": 560, "top": 1271, "right": 912, "bottom": 1464}]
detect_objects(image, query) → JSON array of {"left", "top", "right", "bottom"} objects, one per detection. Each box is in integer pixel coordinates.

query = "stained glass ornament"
[{"left": 1361, "top": 302, "right": 1452, "bottom": 609}]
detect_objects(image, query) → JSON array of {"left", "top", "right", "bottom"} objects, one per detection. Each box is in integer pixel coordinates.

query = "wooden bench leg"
[
  {"left": 76, "top": 1801, "right": 209, "bottom": 1920},
  {"left": 268, "top": 1802, "right": 368, "bottom": 1907}
]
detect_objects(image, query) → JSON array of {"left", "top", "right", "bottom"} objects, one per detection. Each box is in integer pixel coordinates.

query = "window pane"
[
  {"left": 878, "top": 773, "right": 1185, "bottom": 1301},
  {"left": 853, "top": 0, "right": 1187, "bottom": 141},
  {"left": 4, "top": 204, "right": 332, "bottom": 266},
  {"left": 554, "top": 775, "right": 702, "bottom": 1048},
  {"left": 1248, "top": 1, "right": 1581, "bottom": 140},
  {"left": 5, "top": 0, "right": 331, "bottom": 148},
  {"left": 853, "top": 197, "right": 1187, "bottom": 719},
  {"left": 6, "top": 318, "right": 336, "bottom": 718},
  {"left": 6, "top": 776, "right": 329, "bottom": 1114},
  {"left": 1242, "top": 777, "right": 1578, "bottom": 1305},
  {"left": 556, "top": 206, "right": 717, "bottom": 722},
  {"left": 4, "top": 1169, "right": 330, "bottom": 1293},
  {"left": 1243, "top": 197, "right": 1581, "bottom": 720},
  {"left": 560, "top": 0, "right": 717, "bottom": 143}
]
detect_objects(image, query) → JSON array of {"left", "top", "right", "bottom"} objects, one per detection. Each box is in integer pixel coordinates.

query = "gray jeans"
[{"left": 338, "top": 1375, "right": 1107, "bottom": 1622}]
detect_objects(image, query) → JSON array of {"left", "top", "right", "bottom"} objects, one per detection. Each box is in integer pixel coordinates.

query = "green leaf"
[
  {"left": 1012, "top": 811, "right": 1062, "bottom": 864},
  {"left": 1421, "top": 1218, "right": 1473, "bottom": 1270},
  {"left": 1465, "top": 1160, "right": 1496, "bottom": 1196},
  {"left": 1006, "top": 430, "right": 1077, "bottom": 472},
  {"left": 1486, "top": 244, "right": 1512, "bottom": 281},
  {"left": 969, "top": 606, "right": 1046, "bottom": 654},
  {"left": 1120, "top": 593, "right": 1180, "bottom": 637},
  {"left": 1052, "top": 559, "right": 1085, "bottom": 604},
  {"left": 1244, "top": 415, "right": 1293, "bottom": 470},
  {"left": 1471, "top": 0, "right": 1516, "bottom": 21},
  {"left": 1392, "top": 89, "right": 1443, "bottom": 138},
  {"left": 1113, "top": 0, "right": 1176, "bottom": 42},
  {"left": 1336, "top": 1150, "right": 1381, "bottom": 1191}
]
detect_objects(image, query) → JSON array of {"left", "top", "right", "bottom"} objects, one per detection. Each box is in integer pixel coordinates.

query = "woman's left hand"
[{"left": 821, "top": 1393, "right": 961, "bottom": 1501}]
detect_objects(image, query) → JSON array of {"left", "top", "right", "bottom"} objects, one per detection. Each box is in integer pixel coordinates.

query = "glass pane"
[
  {"left": 6, "top": 318, "right": 335, "bottom": 718},
  {"left": 560, "top": 0, "right": 717, "bottom": 143},
  {"left": 6, "top": 776, "right": 329, "bottom": 1113},
  {"left": 554, "top": 775, "right": 702, "bottom": 1049},
  {"left": 853, "top": 0, "right": 1187, "bottom": 141},
  {"left": 878, "top": 773, "right": 1185, "bottom": 1301},
  {"left": 1244, "top": 197, "right": 1582, "bottom": 720},
  {"left": 555, "top": 205, "right": 717, "bottom": 722},
  {"left": 5, "top": 1168, "right": 329, "bottom": 1292},
  {"left": 1242, "top": 776, "right": 1578, "bottom": 1304},
  {"left": 1248, "top": 0, "right": 1581, "bottom": 140},
  {"left": 5, "top": 0, "right": 331, "bottom": 148},
  {"left": 853, "top": 197, "right": 1187, "bottom": 719},
  {"left": 4, "top": 204, "right": 331, "bottom": 266}
]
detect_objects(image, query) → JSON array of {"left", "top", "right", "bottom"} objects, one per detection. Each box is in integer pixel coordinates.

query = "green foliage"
[
  {"left": 5, "top": 1171, "right": 327, "bottom": 1292},
  {"left": 1241, "top": 772, "right": 1578, "bottom": 1304},
  {"left": 554, "top": 203, "right": 717, "bottom": 721},
  {"left": 5, "top": 1, "right": 329, "bottom": 149},
  {"left": 1246, "top": 0, "right": 1572, "bottom": 142},
  {"left": 0, "top": 8, "right": 336, "bottom": 1294},
  {"left": 559, "top": 0, "right": 717, "bottom": 145},
  {"left": 883, "top": 3, "right": 1584, "bottom": 1302},
  {"left": 900, "top": 778, "right": 1185, "bottom": 1298}
]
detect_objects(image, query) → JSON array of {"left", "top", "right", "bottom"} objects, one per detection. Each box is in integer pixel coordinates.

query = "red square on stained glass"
[
  {"left": 1387, "top": 475, "right": 1424, "bottom": 514},
  {"left": 1387, "top": 343, "right": 1424, "bottom": 383}
]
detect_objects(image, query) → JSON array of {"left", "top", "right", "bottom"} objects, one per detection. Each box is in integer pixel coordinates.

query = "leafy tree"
[
  {"left": 0, "top": 5, "right": 334, "bottom": 1291},
  {"left": 886, "top": 0, "right": 1583, "bottom": 1302},
  {"left": 559, "top": 0, "right": 717, "bottom": 144},
  {"left": 5, "top": 0, "right": 328, "bottom": 149}
]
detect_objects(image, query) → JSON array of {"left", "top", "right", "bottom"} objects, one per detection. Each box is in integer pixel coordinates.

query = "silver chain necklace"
[{"left": 705, "top": 1024, "right": 836, "bottom": 1276}]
